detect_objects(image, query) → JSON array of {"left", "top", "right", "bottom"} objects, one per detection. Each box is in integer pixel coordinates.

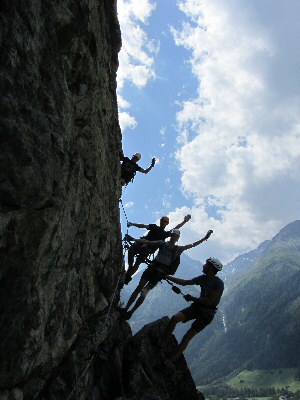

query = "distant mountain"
[
  {"left": 186, "top": 220, "right": 300, "bottom": 385},
  {"left": 223, "top": 240, "right": 270, "bottom": 286}
]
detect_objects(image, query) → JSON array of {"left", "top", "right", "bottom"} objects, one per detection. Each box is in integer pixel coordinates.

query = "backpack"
[
  {"left": 167, "top": 252, "right": 181, "bottom": 275},
  {"left": 155, "top": 246, "right": 181, "bottom": 276},
  {"left": 121, "top": 158, "right": 137, "bottom": 184}
]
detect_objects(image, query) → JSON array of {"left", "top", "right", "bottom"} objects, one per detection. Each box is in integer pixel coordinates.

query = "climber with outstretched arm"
[
  {"left": 119, "top": 229, "right": 213, "bottom": 320},
  {"left": 162, "top": 257, "right": 224, "bottom": 364},
  {"left": 120, "top": 152, "right": 156, "bottom": 186},
  {"left": 124, "top": 214, "right": 192, "bottom": 285}
]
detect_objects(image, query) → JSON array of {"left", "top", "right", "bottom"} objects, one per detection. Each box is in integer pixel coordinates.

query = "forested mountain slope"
[
  {"left": 122, "top": 221, "right": 300, "bottom": 386},
  {"left": 188, "top": 220, "right": 300, "bottom": 384}
]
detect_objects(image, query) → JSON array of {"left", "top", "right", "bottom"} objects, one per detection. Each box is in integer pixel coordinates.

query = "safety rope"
[
  {"left": 119, "top": 198, "right": 129, "bottom": 228},
  {"left": 66, "top": 247, "right": 127, "bottom": 400},
  {"left": 120, "top": 199, "right": 156, "bottom": 265},
  {"left": 165, "top": 279, "right": 186, "bottom": 297}
]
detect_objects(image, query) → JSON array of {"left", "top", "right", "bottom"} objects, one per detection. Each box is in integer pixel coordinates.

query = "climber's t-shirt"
[
  {"left": 191, "top": 275, "right": 224, "bottom": 308},
  {"left": 121, "top": 157, "right": 142, "bottom": 182},
  {"left": 144, "top": 224, "right": 171, "bottom": 241}
]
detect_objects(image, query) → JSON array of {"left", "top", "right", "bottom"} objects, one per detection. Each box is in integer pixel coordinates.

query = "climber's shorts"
[
  {"left": 180, "top": 303, "right": 215, "bottom": 333},
  {"left": 141, "top": 265, "right": 164, "bottom": 289}
]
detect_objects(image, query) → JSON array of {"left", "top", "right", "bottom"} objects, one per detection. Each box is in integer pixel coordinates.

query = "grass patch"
[{"left": 228, "top": 369, "right": 300, "bottom": 393}]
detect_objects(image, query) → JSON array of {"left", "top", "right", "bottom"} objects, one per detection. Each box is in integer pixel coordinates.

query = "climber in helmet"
[
  {"left": 124, "top": 214, "right": 192, "bottom": 285},
  {"left": 162, "top": 257, "right": 224, "bottom": 363},
  {"left": 120, "top": 230, "right": 213, "bottom": 320},
  {"left": 120, "top": 152, "right": 156, "bottom": 186}
]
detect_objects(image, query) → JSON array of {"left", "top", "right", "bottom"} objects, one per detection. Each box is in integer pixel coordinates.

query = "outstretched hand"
[
  {"left": 151, "top": 157, "right": 156, "bottom": 167},
  {"left": 184, "top": 214, "right": 191, "bottom": 222},
  {"left": 204, "top": 229, "right": 213, "bottom": 241},
  {"left": 183, "top": 294, "right": 193, "bottom": 302}
]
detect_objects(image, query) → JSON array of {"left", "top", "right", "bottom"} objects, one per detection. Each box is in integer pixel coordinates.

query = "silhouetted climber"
[
  {"left": 124, "top": 214, "right": 192, "bottom": 285},
  {"left": 162, "top": 257, "right": 224, "bottom": 363},
  {"left": 120, "top": 152, "right": 156, "bottom": 186},
  {"left": 120, "top": 229, "right": 213, "bottom": 319}
]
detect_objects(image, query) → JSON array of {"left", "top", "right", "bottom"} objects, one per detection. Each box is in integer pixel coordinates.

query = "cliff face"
[
  {"left": 0, "top": 2, "right": 201, "bottom": 399},
  {"left": 0, "top": 0, "right": 123, "bottom": 397}
]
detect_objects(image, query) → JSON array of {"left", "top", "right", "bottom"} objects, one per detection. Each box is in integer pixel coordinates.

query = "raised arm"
[
  {"left": 127, "top": 222, "right": 150, "bottom": 229},
  {"left": 180, "top": 230, "right": 213, "bottom": 251},
  {"left": 139, "top": 158, "right": 156, "bottom": 174},
  {"left": 173, "top": 214, "right": 191, "bottom": 230}
]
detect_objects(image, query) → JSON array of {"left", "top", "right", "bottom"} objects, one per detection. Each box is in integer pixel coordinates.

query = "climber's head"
[
  {"left": 170, "top": 229, "right": 180, "bottom": 243},
  {"left": 203, "top": 257, "right": 223, "bottom": 275},
  {"left": 160, "top": 216, "right": 170, "bottom": 228},
  {"left": 132, "top": 152, "right": 142, "bottom": 163}
]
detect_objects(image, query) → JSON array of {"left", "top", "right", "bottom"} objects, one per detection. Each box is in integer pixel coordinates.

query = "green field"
[{"left": 228, "top": 369, "right": 300, "bottom": 393}]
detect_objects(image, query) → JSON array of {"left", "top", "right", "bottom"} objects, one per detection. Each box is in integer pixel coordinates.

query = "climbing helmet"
[
  {"left": 133, "top": 152, "right": 142, "bottom": 160},
  {"left": 206, "top": 257, "right": 223, "bottom": 271}
]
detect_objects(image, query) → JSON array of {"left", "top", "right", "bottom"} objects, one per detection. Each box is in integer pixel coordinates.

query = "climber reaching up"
[
  {"left": 120, "top": 152, "right": 156, "bottom": 186},
  {"left": 124, "top": 214, "right": 192, "bottom": 285},
  {"left": 162, "top": 257, "right": 224, "bottom": 363},
  {"left": 119, "top": 229, "right": 213, "bottom": 320}
]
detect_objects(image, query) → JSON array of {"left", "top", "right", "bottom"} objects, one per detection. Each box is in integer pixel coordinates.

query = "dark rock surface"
[
  {"left": 122, "top": 317, "right": 200, "bottom": 400},
  {"left": 0, "top": 1, "right": 202, "bottom": 399},
  {"left": 0, "top": 0, "right": 124, "bottom": 398}
]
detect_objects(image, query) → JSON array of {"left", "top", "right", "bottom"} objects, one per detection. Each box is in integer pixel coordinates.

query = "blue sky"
[{"left": 117, "top": 0, "right": 300, "bottom": 264}]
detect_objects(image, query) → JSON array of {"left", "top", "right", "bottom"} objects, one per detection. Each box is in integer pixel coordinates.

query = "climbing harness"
[
  {"left": 122, "top": 233, "right": 154, "bottom": 265},
  {"left": 120, "top": 199, "right": 134, "bottom": 253},
  {"left": 66, "top": 242, "right": 128, "bottom": 400},
  {"left": 121, "top": 157, "right": 138, "bottom": 185}
]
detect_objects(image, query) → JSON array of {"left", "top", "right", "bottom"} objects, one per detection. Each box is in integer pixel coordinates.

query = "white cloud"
[
  {"left": 117, "top": 0, "right": 158, "bottom": 131},
  {"left": 172, "top": 0, "right": 300, "bottom": 262},
  {"left": 160, "top": 126, "right": 167, "bottom": 137},
  {"left": 118, "top": 95, "right": 130, "bottom": 109},
  {"left": 125, "top": 201, "right": 134, "bottom": 208},
  {"left": 119, "top": 111, "right": 137, "bottom": 131},
  {"left": 162, "top": 194, "right": 172, "bottom": 209}
]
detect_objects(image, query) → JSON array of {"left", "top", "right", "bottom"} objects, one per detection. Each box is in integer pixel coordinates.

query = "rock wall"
[
  {"left": 0, "top": 0, "right": 124, "bottom": 398},
  {"left": 0, "top": 2, "right": 202, "bottom": 399}
]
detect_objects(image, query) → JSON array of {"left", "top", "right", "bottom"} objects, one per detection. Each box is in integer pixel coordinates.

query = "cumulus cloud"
[
  {"left": 119, "top": 111, "right": 137, "bottom": 131},
  {"left": 172, "top": 0, "right": 300, "bottom": 262},
  {"left": 162, "top": 194, "right": 172, "bottom": 209},
  {"left": 125, "top": 201, "right": 134, "bottom": 208},
  {"left": 117, "top": 0, "right": 159, "bottom": 130}
]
